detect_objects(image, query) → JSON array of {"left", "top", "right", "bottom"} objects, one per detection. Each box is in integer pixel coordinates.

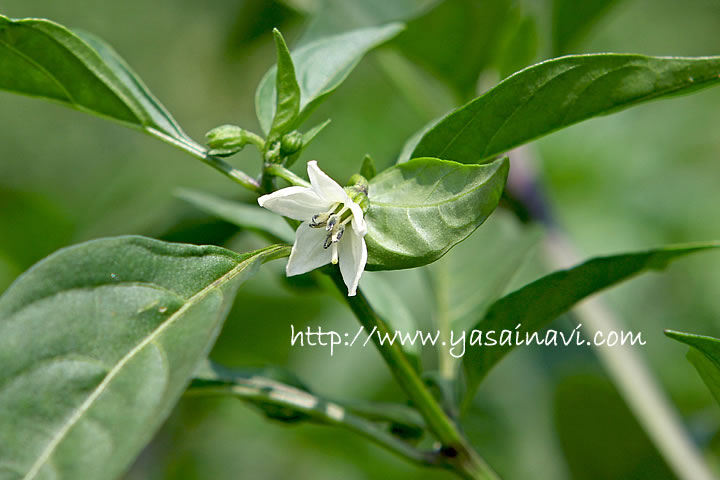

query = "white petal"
[
  {"left": 338, "top": 227, "right": 367, "bottom": 296},
  {"left": 258, "top": 186, "right": 331, "bottom": 221},
  {"left": 286, "top": 222, "right": 333, "bottom": 276},
  {"left": 346, "top": 201, "right": 367, "bottom": 236},
  {"left": 307, "top": 161, "right": 351, "bottom": 204}
]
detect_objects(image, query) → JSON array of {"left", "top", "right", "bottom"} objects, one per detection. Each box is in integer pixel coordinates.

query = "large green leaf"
[
  {"left": 412, "top": 54, "right": 720, "bottom": 164},
  {"left": 255, "top": 23, "right": 404, "bottom": 134},
  {"left": 365, "top": 157, "right": 509, "bottom": 270},
  {"left": 665, "top": 331, "right": 720, "bottom": 406},
  {"left": 463, "top": 242, "right": 720, "bottom": 400},
  {"left": 0, "top": 236, "right": 288, "bottom": 480},
  {"left": 0, "top": 15, "right": 197, "bottom": 150}
]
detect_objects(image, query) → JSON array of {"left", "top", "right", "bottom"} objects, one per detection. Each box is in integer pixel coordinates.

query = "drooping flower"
[{"left": 258, "top": 161, "right": 368, "bottom": 296}]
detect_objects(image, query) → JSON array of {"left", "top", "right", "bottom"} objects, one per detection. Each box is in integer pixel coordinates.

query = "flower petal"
[
  {"left": 258, "top": 186, "right": 331, "bottom": 221},
  {"left": 307, "top": 160, "right": 351, "bottom": 204},
  {"left": 286, "top": 222, "right": 333, "bottom": 276},
  {"left": 346, "top": 201, "right": 367, "bottom": 236},
  {"left": 338, "top": 226, "right": 367, "bottom": 296}
]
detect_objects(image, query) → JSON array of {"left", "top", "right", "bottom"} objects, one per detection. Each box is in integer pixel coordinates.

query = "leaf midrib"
[{"left": 20, "top": 249, "right": 270, "bottom": 480}]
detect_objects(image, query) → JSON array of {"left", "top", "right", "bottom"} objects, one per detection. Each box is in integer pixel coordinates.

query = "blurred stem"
[
  {"left": 544, "top": 231, "right": 716, "bottom": 480},
  {"left": 265, "top": 164, "right": 311, "bottom": 187},
  {"left": 187, "top": 382, "right": 441, "bottom": 467},
  {"left": 434, "top": 260, "right": 457, "bottom": 381},
  {"left": 508, "top": 145, "right": 715, "bottom": 480},
  {"left": 329, "top": 271, "right": 499, "bottom": 480},
  {"left": 147, "top": 128, "right": 261, "bottom": 193}
]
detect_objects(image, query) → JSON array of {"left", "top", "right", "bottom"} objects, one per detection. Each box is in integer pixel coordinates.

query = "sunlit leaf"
[
  {"left": 413, "top": 54, "right": 720, "bottom": 164},
  {"left": 0, "top": 236, "right": 288, "bottom": 480},
  {"left": 255, "top": 23, "right": 404, "bottom": 134},
  {"left": 366, "top": 157, "right": 508, "bottom": 270}
]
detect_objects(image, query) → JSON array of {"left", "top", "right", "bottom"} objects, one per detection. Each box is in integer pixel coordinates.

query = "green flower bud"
[
  {"left": 205, "top": 124, "right": 250, "bottom": 156},
  {"left": 280, "top": 131, "right": 303, "bottom": 156},
  {"left": 345, "top": 174, "right": 370, "bottom": 213}
]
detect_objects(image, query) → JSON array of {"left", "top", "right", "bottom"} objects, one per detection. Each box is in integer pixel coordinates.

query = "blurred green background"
[{"left": 1, "top": 0, "right": 720, "bottom": 478}]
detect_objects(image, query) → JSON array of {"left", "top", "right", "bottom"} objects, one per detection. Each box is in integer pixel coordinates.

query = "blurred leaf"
[
  {"left": 0, "top": 236, "right": 288, "bottom": 480},
  {"left": 493, "top": 13, "right": 538, "bottom": 79},
  {"left": 554, "top": 374, "right": 675, "bottom": 479},
  {"left": 394, "top": 0, "right": 519, "bottom": 99},
  {"left": 255, "top": 23, "right": 404, "bottom": 134},
  {"left": 665, "top": 331, "right": 720, "bottom": 406},
  {"left": 177, "top": 189, "right": 294, "bottom": 243},
  {"left": 366, "top": 157, "right": 508, "bottom": 270},
  {"left": 361, "top": 272, "right": 421, "bottom": 362},
  {"left": 0, "top": 189, "right": 74, "bottom": 271},
  {"left": 225, "top": 0, "right": 300, "bottom": 51},
  {"left": 397, "top": 117, "right": 440, "bottom": 164},
  {"left": 552, "top": 0, "right": 622, "bottom": 55},
  {"left": 0, "top": 16, "right": 197, "bottom": 150},
  {"left": 299, "top": 0, "right": 437, "bottom": 43},
  {"left": 269, "top": 29, "right": 301, "bottom": 137},
  {"left": 430, "top": 215, "right": 539, "bottom": 334},
  {"left": 463, "top": 241, "right": 720, "bottom": 401},
  {"left": 412, "top": 54, "right": 720, "bottom": 164}
]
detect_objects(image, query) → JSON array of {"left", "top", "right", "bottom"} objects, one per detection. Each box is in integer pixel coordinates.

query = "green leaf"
[
  {"left": 365, "top": 157, "right": 509, "bottom": 270},
  {"left": 269, "top": 29, "right": 301, "bottom": 137},
  {"left": 412, "top": 54, "right": 720, "bottom": 164},
  {"left": 665, "top": 331, "right": 720, "bottom": 406},
  {"left": 177, "top": 189, "right": 294, "bottom": 243},
  {"left": 463, "top": 242, "right": 720, "bottom": 401},
  {"left": 0, "top": 236, "right": 288, "bottom": 480},
  {"left": 255, "top": 23, "right": 404, "bottom": 134},
  {"left": 0, "top": 16, "right": 197, "bottom": 150}
]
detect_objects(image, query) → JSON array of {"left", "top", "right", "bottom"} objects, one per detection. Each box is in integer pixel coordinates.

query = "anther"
[
  {"left": 333, "top": 225, "right": 345, "bottom": 242},
  {"left": 326, "top": 214, "right": 339, "bottom": 231},
  {"left": 309, "top": 213, "right": 329, "bottom": 228},
  {"left": 323, "top": 233, "right": 333, "bottom": 249}
]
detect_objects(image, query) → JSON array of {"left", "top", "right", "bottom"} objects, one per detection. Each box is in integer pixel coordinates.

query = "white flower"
[{"left": 258, "top": 161, "right": 368, "bottom": 296}]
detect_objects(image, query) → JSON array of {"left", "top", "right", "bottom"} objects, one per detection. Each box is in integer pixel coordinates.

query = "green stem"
[
  {"left": 329, "top": 271, "right": 499, "bottom": 480},
  {"left": 265, "top": 163, "right": 311, "bottom": 187},
  {"left": 147, "top": 128, "right": 261, "bottom": 193},
  {"left": 187, "top": 380, "right": 441, "bottom": 467}
]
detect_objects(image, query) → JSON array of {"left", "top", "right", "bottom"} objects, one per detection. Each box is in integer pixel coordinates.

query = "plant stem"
[
  {"left": 186, "top": 381, "right": 441, "bottom": 467},
  {"left": 265, "top": 163, "right": 311, "bottom": 187},
  {"left": 146, "top": 128, "right": 261, "bottom": 193},
  {"left": 329, "top": 271, "right": 499, "bottom": 480}
]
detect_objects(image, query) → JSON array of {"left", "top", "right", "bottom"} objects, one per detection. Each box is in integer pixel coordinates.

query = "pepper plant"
[{"left": 1, "top": 5, "right": 720, "bottom": 480}]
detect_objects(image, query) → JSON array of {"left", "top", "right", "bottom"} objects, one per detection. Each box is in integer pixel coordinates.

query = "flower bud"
[
  {"left": 345, "top": 174, "right": 370, "bottom": 213},
  {"left": 280, "top": 131, "right": 303, "bottom": 156},
  {"left": 205, "top": 124, "right": 250, "bottom": 156}
]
